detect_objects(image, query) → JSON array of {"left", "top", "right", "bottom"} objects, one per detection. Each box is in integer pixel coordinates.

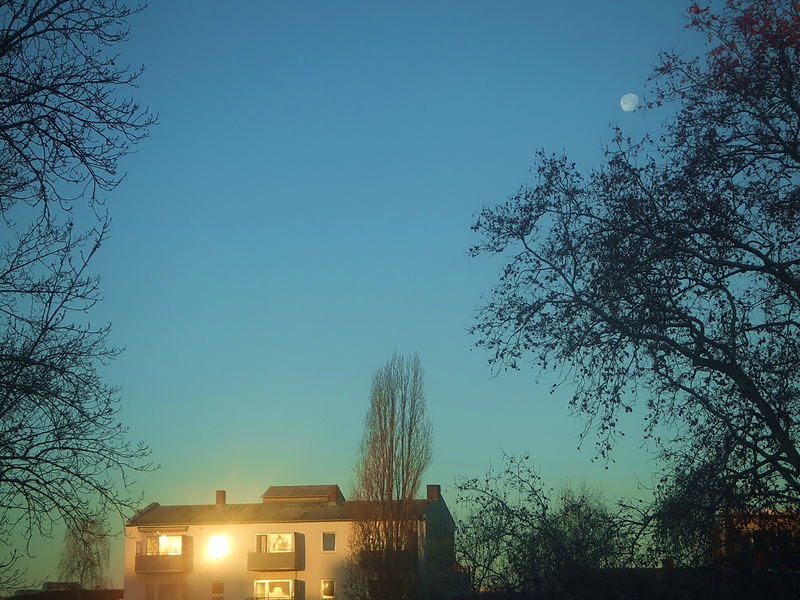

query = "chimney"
[
  {"left": 426, "top": 484, "right": 441, "bottom": 501},
  {"left": 216, "top": 489, "right": 226, "bottom": 505}
]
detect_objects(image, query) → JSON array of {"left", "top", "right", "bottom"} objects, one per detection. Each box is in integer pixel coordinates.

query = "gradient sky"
[{"left": 18, "top": 0, "right": 708, "bottom": 587}]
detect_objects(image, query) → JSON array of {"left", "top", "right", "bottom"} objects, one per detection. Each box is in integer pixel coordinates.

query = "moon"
[{"left": 620, "top": 93, "right": 639, "bottom": 112}]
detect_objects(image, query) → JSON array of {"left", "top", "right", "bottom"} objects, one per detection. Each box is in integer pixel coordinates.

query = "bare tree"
[
  {"left": 456, "top": 455, "right": 636, "bottom": 599},
  {"left": 347, "top": 352, "right": 433, "bottom": 600},
  {"left": 0, "top": 0, "right": 155, "bottom": 590},
  {"left": 57, "top": 519, "right": 111, "bottom": 589},
  {"left": 470, "top": 0, "right": 800, "bottom": 520}
]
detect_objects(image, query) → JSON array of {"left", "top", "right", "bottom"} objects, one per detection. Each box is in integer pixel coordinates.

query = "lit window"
[
  {"left": 322, "top": 532, "right": 335, "bottom": 552},
  {"left": 268, "top": 533, "right": 293, "bottom": 553},
  {"left": 255, "top": 580, "right": 294, "bottom": 599},
  {"left": 321, "top": 579, "right": 335, "bottom": 599},
  {"left": 159, "top": 535, "right": 182, "bottom": 555}
]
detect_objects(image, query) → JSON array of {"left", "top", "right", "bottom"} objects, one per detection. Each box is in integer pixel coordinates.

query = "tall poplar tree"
[{"left": 348, "top": 352, "right": 433, "bottom": 600}]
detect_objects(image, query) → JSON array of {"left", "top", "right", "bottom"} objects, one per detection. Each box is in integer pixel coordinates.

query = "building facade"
[
  {"left": 123, "top": 484, "right": 464, "bottom": 600},
  {"left": 711, "top": 510, "right": 800, "bottom": 570}
]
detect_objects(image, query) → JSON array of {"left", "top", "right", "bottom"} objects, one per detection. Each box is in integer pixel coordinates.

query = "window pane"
[
  {"left": 322, "top": 579, "right": 335, "bottom": 598},
  {"left": 255, "top": 581, "right": 266, "bottom": 599},
  {"left": 158, "top": 583, "right": 179, "bottom": 600},
  {"left": 268, "top": 533, "right": 293, "bottom": 553},
  {"left": 146, "top": 538, "right": 158, "bottom": 555},
  {"left": 159, "top": 535, "right": 182, "bottom": 555},
  {"left": 322, "top": 533, "right": 335, "bottom": 552},
  {"left": 268, "top": 581, "right": 291, "bottom": 598}
]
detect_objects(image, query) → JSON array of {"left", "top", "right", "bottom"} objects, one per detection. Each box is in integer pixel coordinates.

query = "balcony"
[
  {"left": 135, "top": 535, "right": 193, "bottom": 573},
  {"left": 247, "top": 550, "right": 301, "bottom": 571},
  {"left": 135, "top": 552, "right": 192, "bottom": 573},
  {"left": 247, "top": 532, "right": 303, "bottom": 571}
]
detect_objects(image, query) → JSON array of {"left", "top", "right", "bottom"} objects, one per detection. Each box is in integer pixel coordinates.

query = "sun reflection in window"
[{"left": 158, "top": 535, "right": 182, "bottom": 555}]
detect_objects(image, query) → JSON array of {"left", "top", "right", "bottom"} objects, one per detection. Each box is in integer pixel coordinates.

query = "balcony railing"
[
  {"left": 247, "top": 550, "right": 301, "bottom": 571},
  {"left": 135, "top": 552, "right": 193, "bottom": 573},
  {"left": 135, "top": 535, "right": 193, "bottom": 573}
]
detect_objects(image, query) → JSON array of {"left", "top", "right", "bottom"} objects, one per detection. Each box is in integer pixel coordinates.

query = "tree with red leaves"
[
  {"left": 471, "top": 0, "right": 800, "bottom": 562},
  {"left": 654, "top": 0, "right": 800, "bottom": 180}
]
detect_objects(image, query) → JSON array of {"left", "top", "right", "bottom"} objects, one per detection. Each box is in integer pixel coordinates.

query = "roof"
[{"left": 126, "top": 499, "right": 436, "bottom": 526}]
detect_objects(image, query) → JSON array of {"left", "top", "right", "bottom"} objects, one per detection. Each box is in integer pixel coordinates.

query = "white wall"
[{"left": 124, "top": 520, "right": 353, "bottom": 600}]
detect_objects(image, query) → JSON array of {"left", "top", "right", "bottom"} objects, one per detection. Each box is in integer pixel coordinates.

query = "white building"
[{"left": 123, "top": 484, "right": 465, "bottom": 600}]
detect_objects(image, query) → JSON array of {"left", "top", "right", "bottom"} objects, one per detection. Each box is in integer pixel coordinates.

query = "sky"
[{"left": 16, "top": 0, "right": 709, "bottom": 588}]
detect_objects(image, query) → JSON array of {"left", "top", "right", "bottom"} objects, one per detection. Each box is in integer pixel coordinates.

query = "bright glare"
[
  {"left": 159, "top": 535, "right": 182, "bottom": 555},
  {"left": 207, "top": 534, "right": 230, "bottom": 559}
]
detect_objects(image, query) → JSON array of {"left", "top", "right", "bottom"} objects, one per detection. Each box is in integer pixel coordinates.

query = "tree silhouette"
[
  {"left": 471, "top": 0, "right": 800, "bottom": 520},
  {"left": 346, "top": 352, "right": 432, "bottom": 600},
  {"left": 58, "top": 519, "right": 111, "bottom": 589},
  {"left": 0, "top": 1, "right": 155, "bottom": 589},
  {"left": 456, "top": 455, "right": 635, "bottom": 598}
]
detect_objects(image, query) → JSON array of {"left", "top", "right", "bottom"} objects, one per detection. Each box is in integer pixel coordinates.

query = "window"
[
  {"left": 144, "top": 582, "right": 179, "bottom": 600},
  {"left": 159, "top": 535, "right": 182, "bottom": 555},
  {"left": 212, "top": 582, "right": 223, "bottom": 600},
  {"left": 139, "top": 535, "right": 182, "bottom": 556},
  {"left": 254, "top": 580, "right": 294, "bottom": 599},
  {"left": 157, "top": 583, "right": 179, "bottom": 600},
  {"left": 322, "top": 532, "right": 336, "bottom": 552},
  {"left": 256, "top": 533, "right": 294, "bottom": 553},
  {"left": 146, "top": 537, "right": 158, "bottom": 555},
  {"left": 321, "top": 579, "right": 335, "bottom": 599},
  {"left": 268, "top": 533, "right": 293, "bottom": 553}
]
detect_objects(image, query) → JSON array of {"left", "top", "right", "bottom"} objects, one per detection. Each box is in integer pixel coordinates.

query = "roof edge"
[{"left": 127, "top": 502, "right": 161, "bottom": 526}]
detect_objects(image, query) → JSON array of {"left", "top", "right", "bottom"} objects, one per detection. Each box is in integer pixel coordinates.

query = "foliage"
[
  {"left": 470, "top": 0, "right": 800, "bottom": 528},
  {"left": 0, "top": 0, "right": 155, "bottom": 589},
  {"left": 57, "top": 519, "right": 111, "bottom": 589},
  {"left": 346, "top": 352, "right": 433, "bottom": 600},
  {"left": 456, "top": 455, "right": 636, "bottom": 598}
]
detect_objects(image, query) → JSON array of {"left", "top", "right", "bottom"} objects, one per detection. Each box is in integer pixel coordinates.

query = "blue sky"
[{"left": 19, "top": 0, "right": 707, "bottom": 586}]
